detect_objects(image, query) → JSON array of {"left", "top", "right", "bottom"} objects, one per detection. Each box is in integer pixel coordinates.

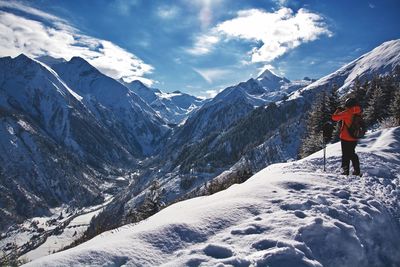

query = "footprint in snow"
[
  {"left": 231, "top": 224, "right": 268, "bottom": 235},
  {"left": 280, "top": 199, "right": 317, "bottom": 211},
  {"left": 294, "top": 210, "right": 307, "bottom": 219},
  {"left": 279, "top": 181, "right": 309, "bottom": 191},
  {"left": 331, "top": 189, "right": 351, "bottom": 199},
  {"left": 203, "top": 244, "right": 233, "bottom": 259},
  {"left": 252, "top": 239, "right": 277, "bottom": 251}
]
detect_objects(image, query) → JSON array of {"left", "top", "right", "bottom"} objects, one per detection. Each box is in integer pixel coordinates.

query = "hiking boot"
[{"left": 352, "top": 171, "right": 362, "bottom": 177}]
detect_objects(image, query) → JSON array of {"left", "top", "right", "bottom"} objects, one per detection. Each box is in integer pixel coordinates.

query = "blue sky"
[{"left": 0, "top": 0, "right": 399, "bottom": 97}]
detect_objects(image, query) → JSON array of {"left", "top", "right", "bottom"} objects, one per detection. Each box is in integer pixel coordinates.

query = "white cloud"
[
  {"left": 188, "top": 8, "right": 331, "bottom": 63},
  {"left": 217, "top": 8, "right": 332, "bottom": 63},
  {"left": 0, "top": 1, "right": 154, "bottom": 84},
  {"left": 0, "top": 0, "right": 67, "bottom": 23},
  {"left": 368, "top": 3, "right": 375, "bottom": 9},
  {"left": 186, "top": 33, "right": 220, "bottom": 55},
  {"left": 193, "top": 67, "right": 231, "bottom": 83}
]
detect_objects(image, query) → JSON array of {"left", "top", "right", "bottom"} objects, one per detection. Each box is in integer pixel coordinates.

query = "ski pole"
[{"left": 323, "top": 141, "right": 326, "bottom": 172}]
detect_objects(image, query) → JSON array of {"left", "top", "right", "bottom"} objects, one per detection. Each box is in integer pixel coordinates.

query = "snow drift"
[{"left": 24, "top": 127, "right": 400, "bottom": 266}]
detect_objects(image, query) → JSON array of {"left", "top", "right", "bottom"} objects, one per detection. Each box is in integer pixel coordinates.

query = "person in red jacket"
[{"left": 332, "top": 98, "right": 362, "bottom": 176}]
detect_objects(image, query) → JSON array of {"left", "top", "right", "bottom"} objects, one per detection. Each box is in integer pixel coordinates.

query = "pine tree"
[
  {"left": 390, "top": 89, "right": 400, "bottom": 126},
  {"left": 141, "top": 180, "right": 163, "bottom": 217},
  {"left": 300, "top": 87, "right": 337, "bottom": 157},
  {"left": 364, "top": 85, "right": 387, "bottom": 125},
  {"left": 327, "top": 84, "right": 340, "bottom": 116},
  {"left": 327, "top": 84, "right": 341, "bottom": 141},
  {"left": 352, "top": 76, "right": 367, "bottom": 108}
]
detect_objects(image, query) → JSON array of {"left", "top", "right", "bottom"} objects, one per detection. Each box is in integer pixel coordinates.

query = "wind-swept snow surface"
[{"left": 25, "top": 127, "right": 400, "bottom": 267}]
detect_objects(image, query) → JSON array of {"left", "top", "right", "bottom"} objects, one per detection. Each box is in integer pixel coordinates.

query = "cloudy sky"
[{"left": 0, "top": 0, "right": 399, "bottom": 97}]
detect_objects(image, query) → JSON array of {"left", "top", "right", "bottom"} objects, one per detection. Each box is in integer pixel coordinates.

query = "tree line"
[{"left": 300, "top": 67, "right": 400, "bottom": 158}]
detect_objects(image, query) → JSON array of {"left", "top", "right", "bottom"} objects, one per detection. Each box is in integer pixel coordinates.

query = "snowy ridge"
[
  {"left": 35, "top": 59, "right": 83, "bottom": 102},
  {"left": 24, "top": 127, "right": 400, "bottom": 266},
  {"left": 290, "top": 39, "right": 400, "bottom": 99}
]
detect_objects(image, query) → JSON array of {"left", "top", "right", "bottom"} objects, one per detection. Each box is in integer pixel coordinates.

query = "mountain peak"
[
  {"left": 66, "top": 56, "right": 99, "bottom": 74},
  {"left": 36, "top": 55, "right": 66, "bottom": 66},
  {"left": 69, "top": 56, "right": 90, "bottom": 65},
  {"left": 257, "top": 68, "right": 281, "bottom": 80},
  {"left": 257, "top": 68, "right": 290, "bottom": 85},
  {"left": 15, "top": 53, "right": 32, "bottom": 62},
  {"left": 127, "top": 79, "right": 148, "bottom": 89}
]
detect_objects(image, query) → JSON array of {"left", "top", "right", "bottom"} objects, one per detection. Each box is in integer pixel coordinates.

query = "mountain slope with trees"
[{"left": 24, "top": 126, "right": 400, "bottom": 267}]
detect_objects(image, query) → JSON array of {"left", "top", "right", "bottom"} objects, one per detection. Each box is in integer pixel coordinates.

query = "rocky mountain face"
[
  {"left": 169, "top": 71, "right": 312, "bottom": 148},
  {"left": 0, "top": 55, "right": 102, "bottom": 230},
  {"left": 52, "top": 57, "right": 169, "bottom": 156}
]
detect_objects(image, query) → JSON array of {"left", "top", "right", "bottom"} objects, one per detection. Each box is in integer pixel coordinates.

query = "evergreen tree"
[
  {"left": 327, "top": 84, "right": 341, "bottom": 141},
  {"left": 136, "top": 180, "right": 164, "bottom": 219},
  {"left": 300, "top": 89, "right": 338, "bottom": 157},
  {"left": 390, "top": 89, "right": 400, "bottom": 126},
  {"left": 364, "top": 85, "right": 387, "bottom": 125},
  {"left": 352, "top": 76, "right": 367, "bottom": 108}
]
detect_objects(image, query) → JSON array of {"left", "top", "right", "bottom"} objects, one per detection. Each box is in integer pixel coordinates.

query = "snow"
[
  {"left": 289, "top": 39, "right": 400, "bottom": 100},
  {"left": 0, "top": 196, "right": 115, "bottom": 263},
  {"left": 21, "top": 208, "right": 105, "bottom": 262},
  {"left": 34, "top": 57, "right": 83, "bottom": 102},
  {"left": 24, "top": 127, "right": 400, "bottom": 266}
]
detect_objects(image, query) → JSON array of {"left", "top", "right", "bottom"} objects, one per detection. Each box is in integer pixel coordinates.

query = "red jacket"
[{"left": 331, "top": 105, "right": 362, "bottom": 141}]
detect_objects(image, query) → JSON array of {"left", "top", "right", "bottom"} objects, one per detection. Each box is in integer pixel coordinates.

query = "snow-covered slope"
[
  {"left": 81, "top": 39, "right": 400, "bottom": 240},
  {"left": 291, "top": 39, "right": 400, "bottom": 99},
  {"left": 24, "top": 127, "right": 400, "bottom": 266},
  {"left": 124, "top": 80, "right": 207, "bottom": 125}
]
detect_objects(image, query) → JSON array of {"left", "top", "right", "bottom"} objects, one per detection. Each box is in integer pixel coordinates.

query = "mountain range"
[
  {"left": 84, "top": 39, "right": 400, "bottom": 237},
  {"left": 0, "top": 39, "right": 399, "bottom": 262}
]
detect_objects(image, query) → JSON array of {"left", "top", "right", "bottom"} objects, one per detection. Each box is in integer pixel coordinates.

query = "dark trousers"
[{"left": 341, "top": 140, "right": 360, "bottom": 174}]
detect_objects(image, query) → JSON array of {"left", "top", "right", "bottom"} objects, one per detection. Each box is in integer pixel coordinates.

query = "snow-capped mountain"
[
  {"left": 52, "top": 57, "right": 168, "bottom": 155},
  {"left": 122, "top": 80, "right": 160, "bottom": 105},
  {"left": 2, "top": 39, "right": 400, "bottom": 264},
  {"left": 0, "top": 54, "right": 132, "bottom": 230},
  {"left": 123, "top": 80, "right": 207, "bottom": 125},
  {"left": 80, "top": 39, "right": 400, "bottom": 241},
  {"left": 170, "top": 71, "right": 311, "bottom": 146},
  {"left": 171, "top": 39, "right": 400, "bottom": 174},
  {"left": 24, "top": 127, "right": 400, "bottom": 267},
  {"left": 257, "top": 68, "right": 312, "bottom": 102},
  {"left": 35, "top": 55, "right": 66, "bottom": 66},
  {"left": 291, "top": 39, "right": 400, "bottom": 99}
]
